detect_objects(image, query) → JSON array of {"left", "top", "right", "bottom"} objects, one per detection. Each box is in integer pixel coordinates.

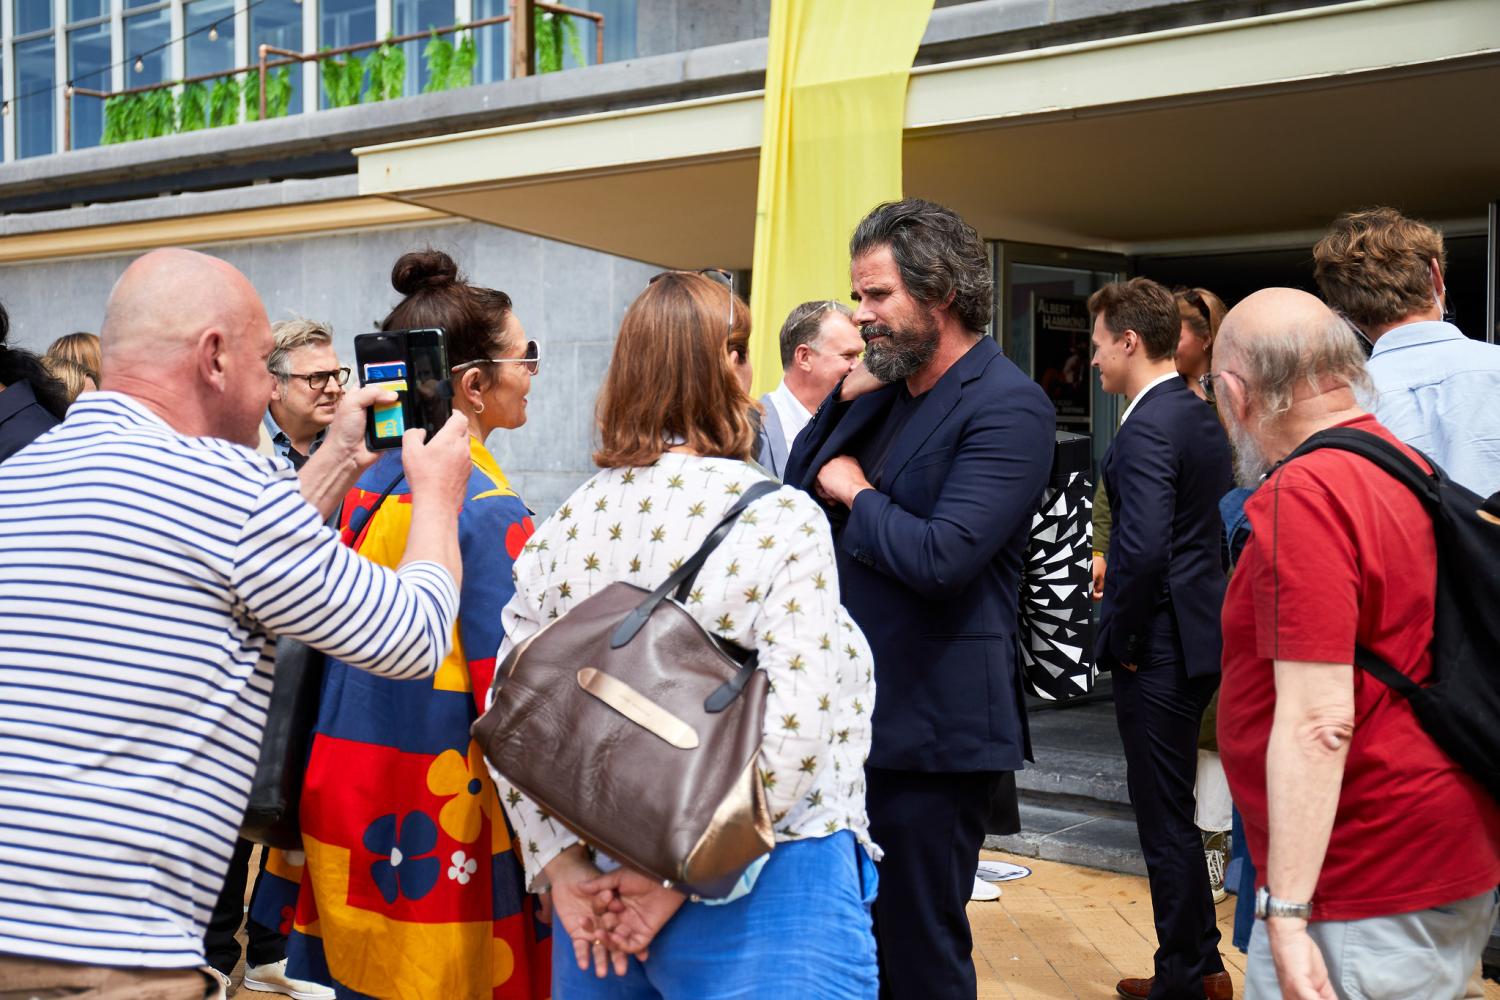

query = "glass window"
[
  {"left": 251, "top": 0, "right": 304, "bottom": 115},
  {"left": 124, "top": 0, "right": 163, "bottom": 9},
  {"left": 125, "top": 7, "right": 170, "bottom": 86},
  {"left": 15, "top": 0, "right": 52, "bottom": 35},
  {"left": 17, "top": 35, "right": 55, "bottom": 158},
  {"left": 585, "top": 0, "right": 635, "bottom": 64},
  {"left": 393, "top": 0, "right": 451, "bottom": 94},
  {"left": 185, "top": 0, "right": 236, "bottom": 79},
  {"left": 319, "top": 0, "right": 375, "bottom": 107},
  {"left": 68, "top": 22, "right": 111, "bottom": 149},
  {"left": 67, "top": 0, "right": 106, "bottom": 23},
  {"left": 472, "top": 0, "right": 508, "bottom": 84}
]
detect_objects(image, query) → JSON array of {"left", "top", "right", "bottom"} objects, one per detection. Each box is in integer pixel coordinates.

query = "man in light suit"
[
  {"left": 757, "top": 300, "right": 864, "bottom": 478},
  {"left": 1090, "top": 278, "right": 1233, "bottom": 1000},
  {"left": 786, "top": 199, "right": 1054, "bottom": 999}
]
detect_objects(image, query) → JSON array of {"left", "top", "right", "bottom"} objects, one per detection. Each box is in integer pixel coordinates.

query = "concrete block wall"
[{"left": 0, "top": 220, "right": 659, "bottom": 517}]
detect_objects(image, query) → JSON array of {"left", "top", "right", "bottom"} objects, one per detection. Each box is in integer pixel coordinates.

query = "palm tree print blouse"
[{"left": 489, "top": 454, "right": 880, "bottom": 889}]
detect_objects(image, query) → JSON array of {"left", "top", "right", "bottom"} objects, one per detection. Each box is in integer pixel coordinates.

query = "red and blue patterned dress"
[{"left": 252, "top": 438, "right": 550, "bottom": 1000}]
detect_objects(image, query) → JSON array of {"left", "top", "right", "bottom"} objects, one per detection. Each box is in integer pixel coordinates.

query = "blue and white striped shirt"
[{"left": 0, "top": 393, "right": 458, "bottom": 968}]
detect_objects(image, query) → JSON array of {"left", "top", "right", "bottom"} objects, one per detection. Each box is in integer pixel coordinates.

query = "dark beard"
[{"left": 862, "top": 322, "right": 939, "bottom": 383}]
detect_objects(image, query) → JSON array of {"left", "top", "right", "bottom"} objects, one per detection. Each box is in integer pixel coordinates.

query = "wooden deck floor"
[{"left": 970, "top": 850, "right": 1500, "bottom": 999}]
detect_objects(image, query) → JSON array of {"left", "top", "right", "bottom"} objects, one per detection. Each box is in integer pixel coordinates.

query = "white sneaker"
[
  {"left": 970, "top": 875, "right": 1001, "bottom": 901},
  {"left": 209, "top": 967, "right": 232, "bottom": 1000},
  {"left": 242, "top": 960, "right": 336, "bottom": 1000}
]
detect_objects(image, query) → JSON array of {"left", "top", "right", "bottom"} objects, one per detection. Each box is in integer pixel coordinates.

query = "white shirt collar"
[
  {"left": 768, "top": 380, "right": 815, "bottom": 453},
  {"left": 1119, "top": 371, "right": 1181, "bottom": 426}
]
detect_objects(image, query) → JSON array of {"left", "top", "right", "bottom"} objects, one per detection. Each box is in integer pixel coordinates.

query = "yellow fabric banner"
[{"left": 748, "top": 0, "right": 934, "bottom": 398}]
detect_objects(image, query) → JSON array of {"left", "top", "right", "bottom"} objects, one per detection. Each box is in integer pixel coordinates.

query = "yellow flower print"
[{"left": 426, "top": 740, "right": 500, "bottom": 847}]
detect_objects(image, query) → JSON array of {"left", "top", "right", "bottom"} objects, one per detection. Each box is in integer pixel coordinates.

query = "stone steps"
[{"left": 987, "top": 687, "right": 1146, "bottom": 876}]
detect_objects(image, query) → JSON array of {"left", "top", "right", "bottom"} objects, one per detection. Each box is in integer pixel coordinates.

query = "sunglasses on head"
[
  {"left": 451, "top": 339, "right": 541, "bottom": 377},
  {"left": 648, "top": 268, "right": 735, "bottom": 334}
]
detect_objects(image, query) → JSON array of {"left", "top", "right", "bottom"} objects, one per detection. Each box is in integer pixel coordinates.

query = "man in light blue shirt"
[{"left": 1314, "top": 207, "right": 1500, "bottom": 496}]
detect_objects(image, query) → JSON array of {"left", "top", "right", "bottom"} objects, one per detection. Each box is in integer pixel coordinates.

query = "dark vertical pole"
[{"left": 1487, "top": 201, "right": 1497, "bottom": 344}]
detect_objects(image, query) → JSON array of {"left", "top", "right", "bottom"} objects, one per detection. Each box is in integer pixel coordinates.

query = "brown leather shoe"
[{"left": 1115, "top": 972, "right": 1233, "bottom": 1000}]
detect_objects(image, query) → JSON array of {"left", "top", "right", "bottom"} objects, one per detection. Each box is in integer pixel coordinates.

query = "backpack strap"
[
  {"left": 1354, "top": 644, "right": 1423, "bottom": 699},
  {"left": 609, "top": 479, "right": 781, "bottom": 650},
  {"left": 1281, "top": 427, "right": 1440, "bottom": 508}
]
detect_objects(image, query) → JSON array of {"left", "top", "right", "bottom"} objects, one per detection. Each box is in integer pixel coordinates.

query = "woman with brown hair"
[
  {"left": 1174, "top": 286, "right": 1227, "bottom": 398},
  {"left": 252, "top": 250, "right": 550, "bottom": 1000},
  {"left": 486, "top": 270, "right": 880, "bottom": 998}
]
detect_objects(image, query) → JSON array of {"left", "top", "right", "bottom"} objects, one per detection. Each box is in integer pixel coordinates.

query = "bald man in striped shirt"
[{"left": 0, "top": 249, "right": 472, "bottom": 999}]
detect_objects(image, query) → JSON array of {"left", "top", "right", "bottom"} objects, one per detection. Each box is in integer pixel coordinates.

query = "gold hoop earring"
[{"left": 473, "top": 400, "right": 485, "bottom": 415}]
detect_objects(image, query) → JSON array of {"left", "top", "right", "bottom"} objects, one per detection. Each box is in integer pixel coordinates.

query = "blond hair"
[{"left": 268, "top": 318, "right": 334, "bottom": 379}]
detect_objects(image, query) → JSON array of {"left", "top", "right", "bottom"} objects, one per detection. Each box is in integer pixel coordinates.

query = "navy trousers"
[
  {"left": 1112, "top": 613, "right": 1224, "bottom": 1000},
  {"left": 866, "top": 767, "right": 996, "bottom": 1000}
]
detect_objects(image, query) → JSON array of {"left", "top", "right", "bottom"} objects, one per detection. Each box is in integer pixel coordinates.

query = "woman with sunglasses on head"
[
  {"left": 1174, "top": 286, "right": 1227, "bottom": 400},
  {"left": 252, "top": 249, "right": 550, "bottom": 1000},
  {"left": 485, "top": 270, "right": 880, "bottom": 999}
]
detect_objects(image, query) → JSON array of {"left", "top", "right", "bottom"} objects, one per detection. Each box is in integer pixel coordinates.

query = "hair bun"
[{"left": 391, "top": 249, "right": 460, "bottom": 296}]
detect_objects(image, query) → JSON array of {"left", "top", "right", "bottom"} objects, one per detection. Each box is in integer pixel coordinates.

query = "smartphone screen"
[{"left": 354, "top": 330, "right": 451, "bottom": 450}]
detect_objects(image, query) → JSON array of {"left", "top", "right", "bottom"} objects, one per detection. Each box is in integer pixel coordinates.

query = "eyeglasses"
[
  {"left": 452, "top": 339, "right": 541, "bottom": 376},
  {"left": 648, "top": 268, "right": 735, "bottom": 334},
  {"left": 288, "top": 368, "right": 350, "bottom": 391},
  {"left": 1199, "top": 371, "right": 1238, "bottom": 405}
]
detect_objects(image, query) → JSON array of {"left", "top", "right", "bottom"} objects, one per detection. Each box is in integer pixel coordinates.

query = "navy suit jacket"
[
  {"left": 785, "top": 337, "right": 1055, "bottom": 772},
  {"left": 1097, "top": 376, "right": 1232, "bottom": 677}
]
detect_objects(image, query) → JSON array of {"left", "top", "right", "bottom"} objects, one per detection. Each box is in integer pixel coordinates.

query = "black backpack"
[{"left": 1284, "top": 427, "right": 1500, "bottom": 804}]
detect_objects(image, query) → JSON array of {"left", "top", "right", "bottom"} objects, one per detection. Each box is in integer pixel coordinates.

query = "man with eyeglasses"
[{"left": 258, "top": 318, "right": 348, "bottom": 470}]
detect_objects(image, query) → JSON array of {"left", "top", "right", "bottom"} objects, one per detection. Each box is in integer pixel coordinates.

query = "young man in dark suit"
[
  {"left": 1090, "top": 278, "right": 1234, "bottom": 1000},
  {"left": 785, "top": 199, "right": 1055, "bottom": 999}
]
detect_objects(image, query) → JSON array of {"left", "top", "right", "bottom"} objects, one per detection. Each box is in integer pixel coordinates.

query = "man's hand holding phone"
[
  {"left": 297, "top": 384, "right": 398, "bottom": 519},
  {"left": 398, "top": 412, "right": 472, "bottom": 595}
]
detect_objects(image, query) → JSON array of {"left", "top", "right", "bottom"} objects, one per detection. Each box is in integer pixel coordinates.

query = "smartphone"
[{"left": 354, "top": 329, "right": 453, "bottom": 450}]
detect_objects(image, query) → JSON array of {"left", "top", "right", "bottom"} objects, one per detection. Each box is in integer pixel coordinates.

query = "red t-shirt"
[{"left": 1218, "top": 414, "right": 1500, "bottom": 921}]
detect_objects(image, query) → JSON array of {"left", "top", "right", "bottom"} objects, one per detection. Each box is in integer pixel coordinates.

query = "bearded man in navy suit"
[
  {"left": 785, "top": 200, "right": 1054, "bottom": 999},
  {"left": 1090, "top": 278, "right": 1233, "bottom": 1000}
]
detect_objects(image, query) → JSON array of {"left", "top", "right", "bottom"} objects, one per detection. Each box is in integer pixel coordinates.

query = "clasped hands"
[{"left": 543, "top": 845, "right": 686, "bottom": 978}]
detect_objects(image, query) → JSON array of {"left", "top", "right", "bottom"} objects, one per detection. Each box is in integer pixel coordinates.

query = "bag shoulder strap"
[
  {"left": 350, "top": 467, "right": 409, "bottom": 551},
  {"left": 1282, "top": 427, "right": 1439, "bottom": 508},
  {"left": 610, "top": 479, "right": 781, "bottom": 650}
]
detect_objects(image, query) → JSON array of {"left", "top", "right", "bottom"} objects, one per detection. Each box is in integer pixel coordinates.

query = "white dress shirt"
[{"left": 768, "top": 380, "right": 815, "bottom": 457}]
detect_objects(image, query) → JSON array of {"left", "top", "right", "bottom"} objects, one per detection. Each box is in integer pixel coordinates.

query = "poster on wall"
[{"left": 1032, "top": 294, "right": 1091, "bottom": 430}]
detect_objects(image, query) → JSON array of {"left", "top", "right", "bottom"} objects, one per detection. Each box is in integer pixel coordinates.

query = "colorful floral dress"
[{"left": 252, "top": 438, "right": 549, "bottom": 1000}]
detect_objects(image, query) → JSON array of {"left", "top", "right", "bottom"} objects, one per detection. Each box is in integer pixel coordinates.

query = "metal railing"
[{"left": 62, "top": 0, "right": 604, "bottom": 150}]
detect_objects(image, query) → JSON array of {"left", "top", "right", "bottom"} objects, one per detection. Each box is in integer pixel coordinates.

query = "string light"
[
  {"left": 1, "top": 101, "right": 8, "bottom": 116},
  {"left": 208, "top": 23, "right": 219, "bottom": 41},
  {"left": 134, "top": 56, "right": 144, "bottom": 73}
]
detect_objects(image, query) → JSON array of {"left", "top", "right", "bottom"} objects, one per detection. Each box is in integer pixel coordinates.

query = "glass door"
[{"left": 993, "top": 241, "right": 1127, "bottom": 472}]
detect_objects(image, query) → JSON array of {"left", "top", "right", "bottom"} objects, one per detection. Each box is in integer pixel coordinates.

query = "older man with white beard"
[{"left": 1211, "top": 288, "right": 1500, "bottom": 1000}]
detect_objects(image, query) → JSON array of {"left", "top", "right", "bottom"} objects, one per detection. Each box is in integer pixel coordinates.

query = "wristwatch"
[{"left": 1255, "top": 886, "right": 1313, "bottom": 920}]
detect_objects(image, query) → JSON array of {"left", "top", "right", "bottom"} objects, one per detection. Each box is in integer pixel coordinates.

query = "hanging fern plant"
[
  {"left": 321, "top": 50, "right": 366, "bottom": 107},
  {"left": 208, "top": 75, "right": 241, "bottom": 127},
  {"left": 423, "top": 30, "right": 454, "bottom": 93},
  {"left": 144, "top": 87, "right": 176, "bottom": 137},
  {"left": 448, "top": 30, "right": 476, "bottom": 89},
  {"left": 534, "top": 10, "right": 584, "bottom": 74},
  {"left": 365, "top": 36, "right": 405, "bottom": 102},
  {"left": 177, "top": 81, "right": 209, "bottom": 131},
  {"left": 246, "top": 67, "right": 294, "bottom": 121}
]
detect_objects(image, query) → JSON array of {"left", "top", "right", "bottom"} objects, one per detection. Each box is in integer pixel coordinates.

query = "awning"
[{"left": 356, "top": 0, "right": 1500, "bottom": 267}]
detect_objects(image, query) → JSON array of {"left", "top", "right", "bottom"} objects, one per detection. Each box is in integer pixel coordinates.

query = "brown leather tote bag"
[{"left": 473, "top": 480, "right": 780, "bottom": 898}]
